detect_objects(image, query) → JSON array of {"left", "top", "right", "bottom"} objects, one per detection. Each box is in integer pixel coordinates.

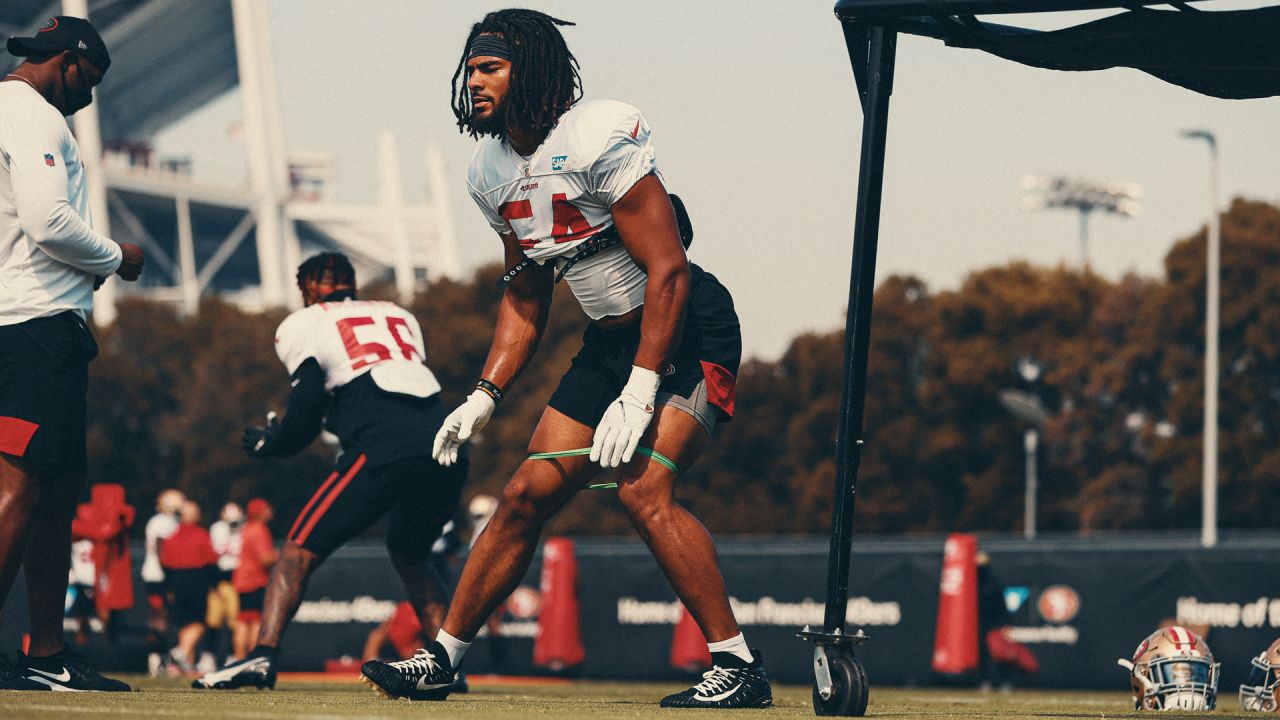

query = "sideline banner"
[{"left": 4, "top": 537, "right": 1279, "bottom": 688}]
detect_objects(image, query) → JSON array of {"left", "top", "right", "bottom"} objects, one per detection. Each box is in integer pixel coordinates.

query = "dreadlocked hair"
[
  {"left": 296, "top": 252, "right": 356, "bottom": 295},
  {"left": 451, "top": 9, "right": 582, "bottom": 138}
]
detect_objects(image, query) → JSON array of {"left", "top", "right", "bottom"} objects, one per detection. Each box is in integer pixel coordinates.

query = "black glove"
[{"left": 242, "top": 412, "right": 280, "bottom": 458}]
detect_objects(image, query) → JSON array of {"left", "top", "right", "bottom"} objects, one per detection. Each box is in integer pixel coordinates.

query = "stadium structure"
[{"left": 1, "top": 0, "right": 462, "bottom": 325}]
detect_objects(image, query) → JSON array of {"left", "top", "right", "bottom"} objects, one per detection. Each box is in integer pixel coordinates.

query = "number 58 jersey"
[{"left": 274, "top": 299, "right": 441, "bottom": 399}]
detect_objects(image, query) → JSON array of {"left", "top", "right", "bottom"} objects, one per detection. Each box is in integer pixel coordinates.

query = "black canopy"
[
  {"left": 804, "top": 5, "right": 1280, "bottom": 705},
  {"left": 836, "top": 1, "right": 1280, "bottom": 100}
]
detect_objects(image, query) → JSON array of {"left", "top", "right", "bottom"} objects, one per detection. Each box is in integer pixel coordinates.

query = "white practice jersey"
[
  {"left": 275, "top": 298, "right": 441, "bottom": 398},
  {"left": 210, "top": 520, "right": 243, "bottom": 573},
  {"left": 0, "top": 82, "right": 121, "bottom": 324},
  {"left": 69, "top": 538, "right": 95, "bottom": 586},
  {"left": 467, "top": 99, "right": 660, "bottom": 320},
  {"left": 141, "top": 512, "right": 179, "bottom": 583}
]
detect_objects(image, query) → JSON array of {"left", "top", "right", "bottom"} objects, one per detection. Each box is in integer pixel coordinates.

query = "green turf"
[{"left": 0, "top": 679, "right": 1261, "bottom": 719}]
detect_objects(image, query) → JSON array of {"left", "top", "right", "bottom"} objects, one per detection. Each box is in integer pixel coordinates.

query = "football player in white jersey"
[
  {"left": 194, "top": 253, "right": 467, "bottom": 691},
  {"left": 0, "top": 17, "right": 141, "bottom": 693},
  {"left": 362, "top": 9, "right": 769, "bottom": 709}
]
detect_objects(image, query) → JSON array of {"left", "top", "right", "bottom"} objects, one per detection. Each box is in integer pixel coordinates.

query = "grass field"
[{"left": 0, "top": 676, "right": 1261, "bottom": 719}]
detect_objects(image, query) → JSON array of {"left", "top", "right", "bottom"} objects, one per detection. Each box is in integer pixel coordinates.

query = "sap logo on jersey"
[{"left": 551, "top": 154, "right": 567, "bottom": 171}]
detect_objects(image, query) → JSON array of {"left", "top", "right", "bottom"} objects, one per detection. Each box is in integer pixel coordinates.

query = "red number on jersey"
[
  {"left": 499, "top": 195, "right": 595, "bottom": 247},
  {"left": 386, "top": 316, "right": 422, "bottom": 362},
  {"left": 336, "top": 317, "right": 392, "bottom": 370},
  {"left": 551, "top": 193, "right": 591, "bottom": 239}
]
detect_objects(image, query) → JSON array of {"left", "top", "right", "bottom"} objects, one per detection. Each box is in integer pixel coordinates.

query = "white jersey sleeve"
[
  {"left": 274, "top": 309, "right": 320, "bottom": 377},
  {"left": 586, "top": 106, "right": 656, "bottom": 207}
]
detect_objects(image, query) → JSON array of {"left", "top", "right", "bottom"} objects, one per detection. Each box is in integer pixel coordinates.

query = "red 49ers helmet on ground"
[
  {"left": 1118, "top": 625, "right": 1220, "bottom": 711},
  {"left": 1240, "top": 638, "right": 1280, "bottom": 712}
]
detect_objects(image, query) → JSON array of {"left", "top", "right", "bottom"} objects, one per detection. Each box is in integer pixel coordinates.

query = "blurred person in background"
[
  {"left": 0, "top": 15, "right": 142, "bottom": 692},
  {"left": 232, "top": 498, "right": 276, "bottom": 660},
  {"left": 69, "top": 484, "right": 134, "bottom": 643},
  {"left": 976, "top": 551, "right": 1038, "bottom": 691},
  {"left": 65, "top": 537, "right": 97, "bottom": 645},
  {"left": 466, "top": 494, "right": 506, "bottom": 670},
  {"left": 193, "top": 253, "right": 467, "bottom": 691},
  {"left": 159, "top": 500, "right": 218, "bottom": 676},
  {"left": 142, "top": 489, "right": 184, "bottom": 675},
  {"left": 362, "top": 9, "right": 765, "bottom": 708},
  {"left": 205, "top": 502, "right": 244, "bottom": 667}
]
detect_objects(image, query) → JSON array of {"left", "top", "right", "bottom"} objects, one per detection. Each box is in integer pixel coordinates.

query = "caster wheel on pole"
[{"left": 813, "top": 652, "right": 869, "bottom": 717}]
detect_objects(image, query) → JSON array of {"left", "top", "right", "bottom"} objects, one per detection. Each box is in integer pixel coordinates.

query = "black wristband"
[{"left": 476, "top": 378, "right": 505, "bottom": 404}]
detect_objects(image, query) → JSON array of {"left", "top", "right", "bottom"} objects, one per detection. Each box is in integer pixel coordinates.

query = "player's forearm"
[
  {"left": 633, "top": 260, "right": 690, "bottom": 371},
  {"left": 479, "top": 287, "right": 549, "bottom": 391},
  {"left": 20, "top": 201, "right": 122, "bottom": 276}
]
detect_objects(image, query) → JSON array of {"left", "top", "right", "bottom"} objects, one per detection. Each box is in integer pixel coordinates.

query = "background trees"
[{"left": 88, "top": 200, "right": 1280, "bottom": 537}]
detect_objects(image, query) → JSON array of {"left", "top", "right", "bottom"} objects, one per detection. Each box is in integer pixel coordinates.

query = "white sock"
[
  {"left": 707, "top": 633, "right": 753, "bottom": 664},
  {"left": 434, "top": 629, "right": 470, "bottom": 668}
]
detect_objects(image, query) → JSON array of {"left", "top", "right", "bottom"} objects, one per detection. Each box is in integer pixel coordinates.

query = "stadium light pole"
[
  {"left": 998, "top": 357, "right": 1048, "bottom": 541},
  {"left": 1182, "top": 129, "right": 1219, "bottom": 549},
  {"left": 1022, "top": 175, "right": 1143, "bottom": 272}
]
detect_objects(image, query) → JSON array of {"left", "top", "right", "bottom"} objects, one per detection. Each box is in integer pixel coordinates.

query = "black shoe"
[
  {"left": 21, "top": 648, "right": 130, "bottom": 692},
  {"left": 659, "top": 650, "right": 772, "bottom": 708},
  {"left": 360, "top": 643, "right": 455, "bottom": 701},
  {"left": 191, "top": 652, "right": 276, "bottom": 690},
  {"left": 450, "top": 670, "right": 469, "bottom": 694},
  {"left": 0, "top": 655, "right": 48, "bottom": 691}
]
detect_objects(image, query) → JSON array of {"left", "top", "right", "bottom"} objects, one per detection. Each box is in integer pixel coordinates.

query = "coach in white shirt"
[{"left": 0, "top": 16, "right": 142, "bottom": 692}]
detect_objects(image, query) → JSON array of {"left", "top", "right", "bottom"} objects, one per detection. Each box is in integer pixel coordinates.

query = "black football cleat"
[
  {"left": 191, "top": 653, "right": 276, "bottom": 690},
  {"left": 0, "top": 655, "right": 48, "bottom": 691},
  {"left": 659, "top": 650, "right": 773, "bottom": 708},
  {"left": 21, "top": 648, "right": 130, "bottom": 692},
  {"left": 360, "top": 643, "right": 455, "bottom": 701}
]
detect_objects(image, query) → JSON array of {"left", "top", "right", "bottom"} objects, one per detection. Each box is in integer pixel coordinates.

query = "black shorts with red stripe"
[
  {"left": 548, "top": 263, "right": 742, "bottom": 428},
  {"left": 285, "top": 400, "right": 467, "bottom": 560},
  {"left": 0, "top": 312, "right": 98, "bottom": 477}
]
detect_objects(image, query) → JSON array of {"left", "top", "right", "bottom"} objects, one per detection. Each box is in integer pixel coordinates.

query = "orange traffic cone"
[
  {"left": 931, "top": 532, "right": 979, "bottom": 675},
  {"left": 670, "top": 604, "right": 711, "bottom": 672},
  {"left": 533, "top": 537, "right": 585, "bottom": 670}
]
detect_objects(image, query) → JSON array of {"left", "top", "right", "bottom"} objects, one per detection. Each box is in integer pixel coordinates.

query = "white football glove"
[
  {"left": 591, "top": 366, "right": 662, "bottom": 469},
  {"left": 433, "top": 390, "right": 496, "bottom": 467}
]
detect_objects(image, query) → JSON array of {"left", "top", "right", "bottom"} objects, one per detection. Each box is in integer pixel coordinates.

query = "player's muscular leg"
[
  {"left": 0, "top": 453, "right": 39, "bottom": 611},
  {"left": 440, "top": 407, "right": 593, "bottom": 641},
  {"left": 22, "top": 468, "right": 85, "bottom": 655},
  {"left": 390, "top": 552, "right": 448, "bottom": 638},
  {"left": 257, "top": 540, "right": 320, "bottom": 647},
  {"left": 616, "top": 406, "right": 741, "bottom": 643}
]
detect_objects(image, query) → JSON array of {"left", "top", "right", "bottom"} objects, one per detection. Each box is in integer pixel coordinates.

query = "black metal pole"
[{"left": 823, "top": 23, "right": 896, "bottom": 633}]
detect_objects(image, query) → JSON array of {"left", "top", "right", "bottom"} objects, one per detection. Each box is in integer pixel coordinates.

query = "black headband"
[{"left": 467, "top": 34, "right": 512, "bottom": 61}]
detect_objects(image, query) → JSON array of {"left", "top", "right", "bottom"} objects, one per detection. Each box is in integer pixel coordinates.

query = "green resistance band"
[{"left": 527, "top": 446, "right": 679, "bottom": 490}]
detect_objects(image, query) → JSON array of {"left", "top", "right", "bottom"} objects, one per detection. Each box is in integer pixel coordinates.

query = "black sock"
[{"left": 250, "top": 645, "right": 279, "bottom": 659}]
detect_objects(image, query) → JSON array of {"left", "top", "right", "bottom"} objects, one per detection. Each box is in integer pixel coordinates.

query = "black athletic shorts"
[
  {"left": 284, "top": 399, "right": 467, "bottom": 561},
  {"left": 548, "top": 263, "right": 742, "bottom": 429},
  {"left": 165, "top": 568, "right": 211, "bottom": 628},
  {"left": 0, "top": 312, "right": 97, "bottom": 477},
  {"left": 238, "top": 587, "right": 265, "bottom": 613}
]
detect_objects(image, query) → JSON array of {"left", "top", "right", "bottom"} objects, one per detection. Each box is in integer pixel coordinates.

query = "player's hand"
[
  {"left": 116, "top": 242, "right": 144, "bottom": 281},
  {"left": 242, "top": 411, "right": 280, "bottom": 458},
  {"left": 433, "top": 391, "right": 495, "bottom": 467},
  {"left": 591, "top": 366, "right": 661, "bottom": 469}
]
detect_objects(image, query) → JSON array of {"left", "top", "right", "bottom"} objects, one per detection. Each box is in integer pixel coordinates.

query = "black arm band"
[
  {"left": 273, "top": 358, "right": 327, "bottom": 456},
  {"left": 476, "top": 378, "right": 504, "bottom": 404}
]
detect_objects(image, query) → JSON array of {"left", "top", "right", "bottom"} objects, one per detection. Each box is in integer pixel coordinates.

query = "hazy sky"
[{"left": 153, "top": 1, "right": 1280, "bottom": 361}]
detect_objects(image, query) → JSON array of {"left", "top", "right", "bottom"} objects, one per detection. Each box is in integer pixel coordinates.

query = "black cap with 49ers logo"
[{"left": 7, "top": 16, "right": 111, "bottom": 72}]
